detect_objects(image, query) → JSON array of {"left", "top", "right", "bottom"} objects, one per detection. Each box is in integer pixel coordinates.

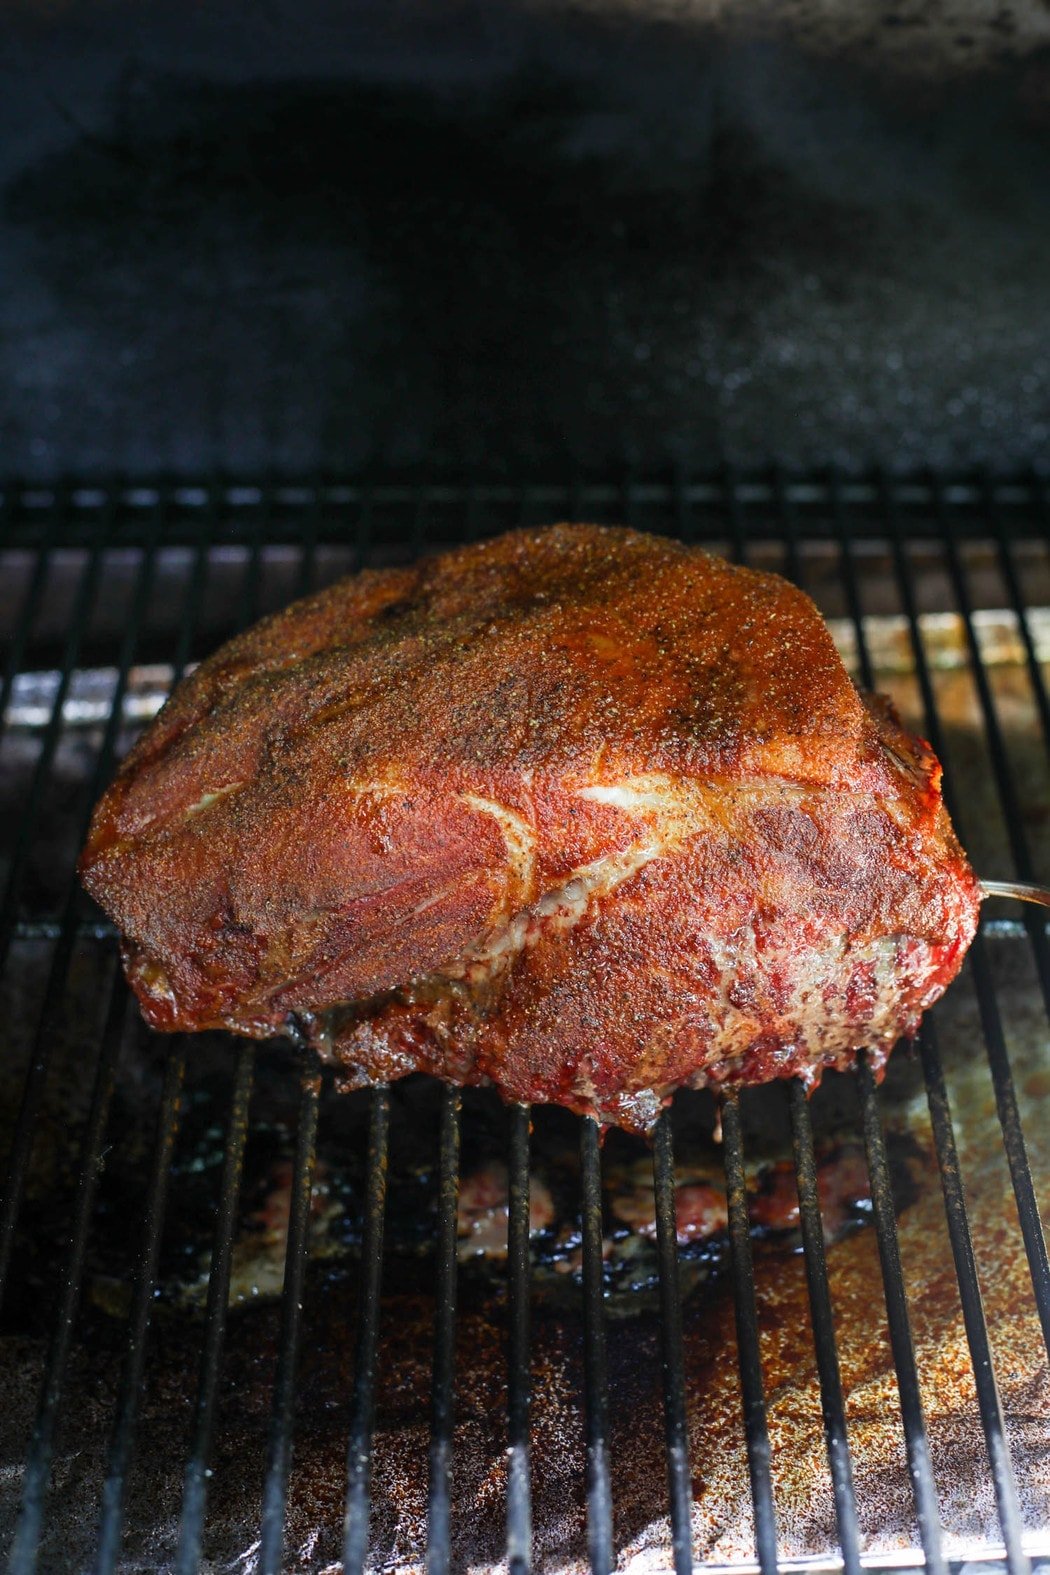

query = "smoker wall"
[{"left": 3, "top": 0, "right": 1050, "bottom": 480}]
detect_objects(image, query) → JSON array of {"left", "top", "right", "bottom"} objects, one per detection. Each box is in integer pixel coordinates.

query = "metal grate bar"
[
  {"left": 652, "top": 1111, "right": 694, "bottom": 1575},
  {"left": 0, "top": 900, "right": 86, "bottom": 1305},
  {"left": 9, "top": 918, "right": 115, "bottom": 942},
  {"left": 567, "top": 474, "right": 586, "bottom": 534},
  {"left": 672, "top": 463, "right": 694, "bottom": 544},
  {"left": 580, "top": 1117, "right": 614, "bottom": 1575},
  {"left": 881, "top": 488, "right": 974, "bottom": 815},
  {"left": 784, "top": 474, "right": 871, "bottom": 1575},
  {"left": 171, "top": 498, "right": 274, "bottom": 1570},
  {"left": 110, "top": 488, "right": 242, "bottom": 1562},
  {"left": 919, "top": 1021, "right": 1029, "bottom": 1575},
  {"left": 5, "top": 472, "right": 1050, "bottom": 556},
  {"left": 94, "top": 1042, "right": 188, "bottom": 1575},
  {"left": 0, "top": 515, "right": 161, "bottom": 1304},
  {"left": 0, "top": 500, "right": 109, "bottom": 975},
  {"left": 518, "top": 486, "right": 547, "bottom": 532},
  {"left": 0, "top": 486, "right": 200, "bottom": 1328},
  {"left": 622, "top": 465, "right": 640, "bottom": 531},
  {"left": 175, "top": 1041, "right": 257, "bottom": 1575},
  {"left": 293, "top": 485, "right": 322, "bottom": 600},
  {"left": 786, "top": 1081, "right": 863, "bottom": 1575},
  {"left": 39, "top": 504, "right": 161, "bottom": 856},
  {"left": 168, "top": 513, "right": 214, "bottom": 687},
  {"left": 881, "top": 484, "right": 1050, "bottom": 1363},
  {"left": 7, "top": 505, "right": 160, "bottom": 900},
  {"left": 856, "top": 1053, "right": 946, "bottom": 1575},
  {"left": 839, "top": 478, "right": 1050, "bottom": 1526},
  {"left": 506, "top": 1104, "right": 533, "bottom": 1575},
  {"left": 342, "top": 1083, "right": 391, "bottom": 1575},
  {"left": 985, "top": 483, "right": 1050, "bottom": 755},
  {"left": 969, "top": 940, "right": 1050, "bottom": 1360},
  {"left": 353, "top": 483, "right": 375, "bottom": 566},
  {"left": 2, "top": 472, "right": 1049, "bottom": 524},
  {"left": 8, "top": 981, "right": 130, "bottom": 1574},
  {"left": 240, "top": 477, "right": 266, "bottom": 628},
  {"left": 413, "top": 486, "right": 431, "bottom": 558},
  {"left": 258, "top": 1069, "right": 322, "bottom": 1575},
  {"left": 16, "top": 503, "right": 157, "bottom": 828},
  {"left": 828, "top": 471, "right": 877, "bottom": 692},
  {"left": 0, "top": 514, "right": 57, "bottom": 749},
  {"left": 937, "top": 498, "right": 1050, "bottom": 1016},
  {"left": 463, "top": 478, "right": 485, "bottom": 544},
  {"left": 720, "top": 1093, "right": 778, "bottom": 1575},
  {"left": 772, "top": 468, "right": 803, "bottom": 588},
  {"left": 425, "top": 1087, "right": 462, "bottom": 1575},
  {"left": 723, "top": 469, "right": 749, "bottom": 565}
]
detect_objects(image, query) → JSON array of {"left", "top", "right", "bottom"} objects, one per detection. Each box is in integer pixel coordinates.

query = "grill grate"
[{"left": 0, "top": 471, "right": 1049, "bottom": 1574}]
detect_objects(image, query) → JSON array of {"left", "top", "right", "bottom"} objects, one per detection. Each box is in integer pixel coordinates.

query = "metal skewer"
[{"left": 980, "top": 879, "right": 1050, "bottom": 909}]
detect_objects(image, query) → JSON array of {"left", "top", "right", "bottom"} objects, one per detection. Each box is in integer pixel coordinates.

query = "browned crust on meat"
[{"left": 80, "top": 525, "right": 981, "bottom": 1130}]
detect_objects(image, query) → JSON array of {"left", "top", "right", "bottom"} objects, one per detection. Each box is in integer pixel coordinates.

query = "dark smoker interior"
[
  {"left": 1, "top": 5, "right": 1049, "bottom": 1575},
  {"left": 4, "top": 0, "right": 1050, "bottom": 480}
]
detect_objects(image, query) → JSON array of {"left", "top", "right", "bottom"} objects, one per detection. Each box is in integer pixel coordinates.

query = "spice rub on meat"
[{"left": 79, "top": 524, "right": 981, "bottom": 1132}]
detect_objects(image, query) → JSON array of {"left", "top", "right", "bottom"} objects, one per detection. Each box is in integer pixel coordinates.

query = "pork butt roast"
[{"left": 80, "top": 525, "right": 980, "bottom": 1132}]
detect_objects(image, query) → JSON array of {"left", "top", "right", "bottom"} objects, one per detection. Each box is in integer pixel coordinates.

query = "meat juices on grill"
[{"left": 79, "top": 524, "right": 981, "bottom": 1133}]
